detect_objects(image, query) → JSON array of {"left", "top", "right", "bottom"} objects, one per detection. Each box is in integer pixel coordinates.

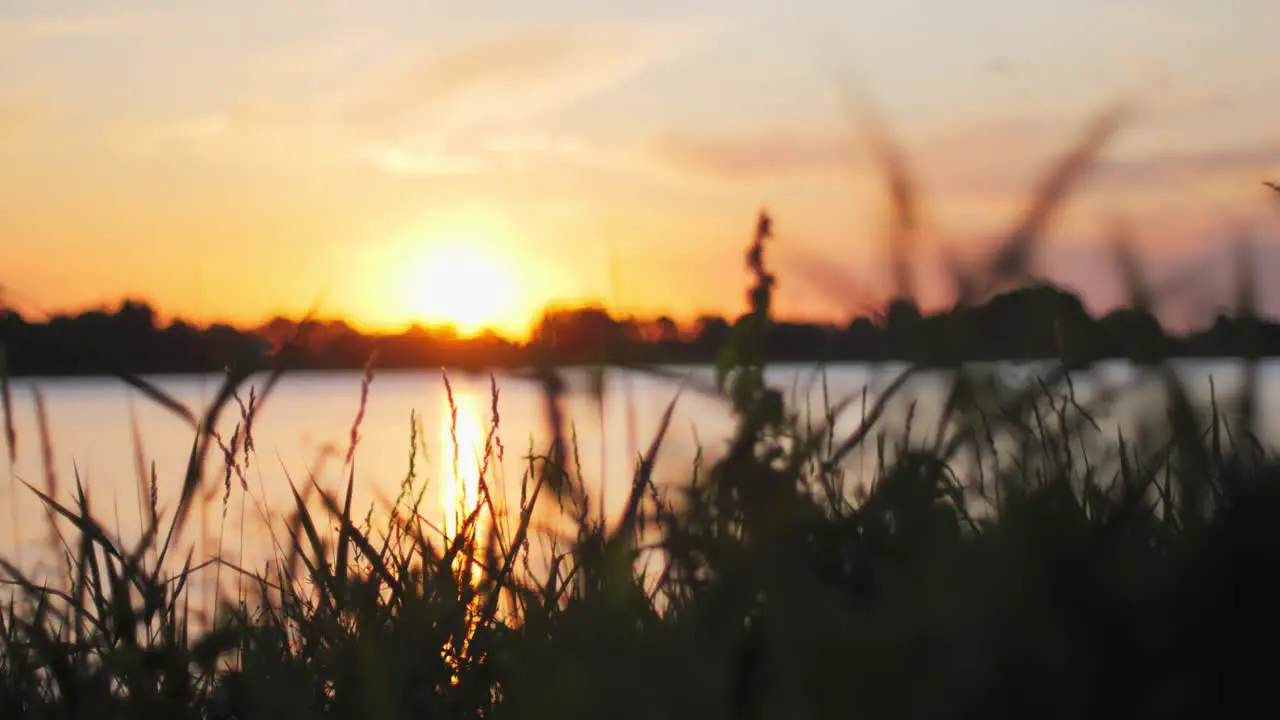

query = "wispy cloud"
[
  {"left": 362, "top": 131, "right": 684, "bottom": 188},
  {"left": 365, "top": 142, "right": 489, "bottom": 177},
  {"left": 347, "top": 20, "right": 722, "bottom": 134},
  {"left": 127, "top": 19, "right": 723, "bottom": 177},
  {"left": 1097, "top": 144, "right": 1280, "bottom": 187},
  {"left": 653, "top": 126, "right": 859, "bottom": 179},
  {"left": 652, "top": 110, "right": 1280, "bottom": 196},
  {"left": 246, "top": 33, "right": 377, "bottom": 87},
  {"left": 0, "top": 10, "right": 142, "bottom": 140},
  {"left": 109, "top": 110, "right": 355, "bottom": 170},
  {"left": 650, "top": 112, "right": 1060, "bottom": 183},
  {"left": 0, "top": 12, "right": 138, "bottom": 52}
]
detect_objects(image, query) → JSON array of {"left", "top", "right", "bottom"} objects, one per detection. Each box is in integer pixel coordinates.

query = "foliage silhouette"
[
  {"left": 1, "top": 100, "right": 1279, "bottom": 718},
  {"left": 2, "top": 281, "right": 1280, "bottom": 378}
]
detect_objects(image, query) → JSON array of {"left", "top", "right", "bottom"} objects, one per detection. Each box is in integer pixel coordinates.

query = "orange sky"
[{"left": 2, "top": 2, "right": 1280, "bottom": 339}]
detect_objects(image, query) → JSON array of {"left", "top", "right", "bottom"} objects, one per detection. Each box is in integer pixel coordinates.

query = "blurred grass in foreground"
[{"left": 2, "top": 99, "right": 1280, "bottom": 719}]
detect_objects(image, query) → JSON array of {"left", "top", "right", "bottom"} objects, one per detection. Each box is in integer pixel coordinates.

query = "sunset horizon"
[
  {"left": 4, "top": 4, "right": 1280, "bottom": 712},
  {"left": 3, "top": 2, "right": 1280, "bottom": 336}
]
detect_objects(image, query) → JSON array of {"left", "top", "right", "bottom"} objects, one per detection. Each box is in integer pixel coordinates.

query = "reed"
[{"left": 0, "top": 101, "right": 1276, "bottom": 719}]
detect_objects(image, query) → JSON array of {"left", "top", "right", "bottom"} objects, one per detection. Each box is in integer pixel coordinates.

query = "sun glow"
[{"left": 400, "top": 234, "right": 527, "bottom": 338}]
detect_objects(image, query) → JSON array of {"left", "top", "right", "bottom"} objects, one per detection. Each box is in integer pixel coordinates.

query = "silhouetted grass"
[{"left": 2, "top": 103, "right": 1279, "bottom": 719}]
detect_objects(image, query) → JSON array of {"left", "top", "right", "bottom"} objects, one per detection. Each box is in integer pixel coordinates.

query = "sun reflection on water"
[
  {"left": 440, "top": 383, "right": 488, "bottom": 540},
  {"left": 437, "top": 377, "right": 497, "bottom": 674}
]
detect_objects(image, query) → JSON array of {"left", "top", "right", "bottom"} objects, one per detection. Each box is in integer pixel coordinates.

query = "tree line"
[{"left": 0, "top": 282, "right": 1275, "bottom": 376}]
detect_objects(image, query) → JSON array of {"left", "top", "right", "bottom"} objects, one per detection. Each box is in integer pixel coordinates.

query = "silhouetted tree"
[
  {"left": 533, "top": 307, "right": 628, "bottom": 363},
  {"left": 0, "top": 279, "right": 1276, "bottom": 377}
]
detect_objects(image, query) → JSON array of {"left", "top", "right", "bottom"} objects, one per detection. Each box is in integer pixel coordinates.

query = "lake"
[{"left": 1, "top": 360, "right": 1275, "bottom": 586}]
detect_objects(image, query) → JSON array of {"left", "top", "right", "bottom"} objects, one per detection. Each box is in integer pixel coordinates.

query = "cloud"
[
  {"left": 0, "top": 12, "right": 138, "bottom": 52},
  {"left": 653, "top": 126, "right": 860, "bottom": 179},
  {"left": 365, "top": 142, "right": 488, "bottom": 177},
  {"left": 171, "top": 114, "right": 232, "bottom": 140},
  {"left": 649, "top": 112, "right": 1062, "bottom": 184},
  {"left": 362, "top": 131, "right": 656, "bottom": 181},
  {"left": 651, "top": 111, "right": 1280, "bottom": 201},
  {"left": 925, "top": 141, "right": 1280, "bottom": 205},
  {"left": 0, "top": 11, "right": 141, "bottom": 140},
  {"left": 110, "top": 110, "right": 358, "bottom": 170},
  {"left": 247, "top": 33, "right": 377, "bottom": 86},
  {"left": 122, "top": 19, "right": 722, "bottom": 177},
  {"left": 1096, "top": 144, "right": 1280, "bottom": 187},
  {"left": 347, "top": 20, "right": 721, "bottom": 135}
]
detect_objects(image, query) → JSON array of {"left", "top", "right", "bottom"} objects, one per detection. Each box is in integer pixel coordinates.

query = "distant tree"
[
  {"left": 960, "top": 284, "right": 1097, "bottom": 360},
  {"left": 845, "top": 317, "right": 884, "bottom": 360},
  {"left": 883, "top": 298, "right": 922, "bottom": 330},
  {"left": 257, "top": 317, "right": 298, "bottom": 352},
  {"left": 3, "top": 276, "right": 1280, "bottom": 376},
  {"left": 1099, "top": 308, "right": 1168, "bottom": 363},
  {"left": 615, "top": 316, "right": 644, "bottom": 345},
  {"left": 766, "top": 322, "right": 836, "bottom": 362},
  {"left": 114, "top": 300, "right": 157, "bottom": 334},
  {"left": 654, "top": 316, "right": 681, "bottom": 343},
  {"left": 533, "top": 306, "right": 627, "bottom": 362},
  {"left": 881, "top": 298, "right": 924, "bottom": 358},
  {"left": 691, "top": 315, "right": 731, "bottom": 355}
]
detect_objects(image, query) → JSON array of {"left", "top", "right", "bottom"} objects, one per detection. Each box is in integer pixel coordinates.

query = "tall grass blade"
[
  {"left": 0, "top": 346, "right": 14, "bottom": 465},
  {"left": 978, "top": 98, "right": 1131, "bottom": 297},
  {"left": 617, "top": 385, "right": 683, "bottom": 539}
]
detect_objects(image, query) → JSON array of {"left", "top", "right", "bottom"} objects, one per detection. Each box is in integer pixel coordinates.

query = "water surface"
[{"left": 1, "top": 360, "right": 1273, "bottom": 582}]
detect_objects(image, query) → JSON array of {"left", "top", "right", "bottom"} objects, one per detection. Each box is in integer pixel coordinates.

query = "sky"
[{"left": 1, "top": 1, "right": 1279, "bottom": 337}]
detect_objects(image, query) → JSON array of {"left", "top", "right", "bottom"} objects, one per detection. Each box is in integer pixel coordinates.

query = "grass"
[{"left": 2, "top": 100, "right": 1280, "bottom": 718}]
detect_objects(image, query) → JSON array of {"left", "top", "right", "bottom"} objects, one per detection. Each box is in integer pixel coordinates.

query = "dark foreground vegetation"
[{"left": 3, "top": 100, "right": 1280, "bottom": 718}]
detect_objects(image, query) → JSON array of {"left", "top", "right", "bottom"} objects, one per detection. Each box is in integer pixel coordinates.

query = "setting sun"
[
  {"left": 405, "top": 242, "right": 523, "bottom": 336},
  {"left": 376, "top": 219, "right": 537, "bottom": 338},
  {"left": 356, "top": 208, "right": 569, "bottom": 339}
]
